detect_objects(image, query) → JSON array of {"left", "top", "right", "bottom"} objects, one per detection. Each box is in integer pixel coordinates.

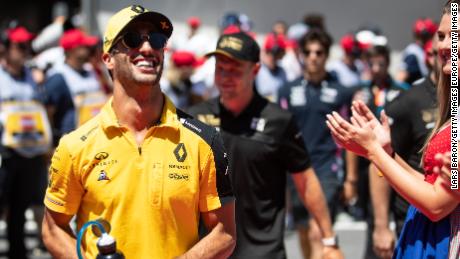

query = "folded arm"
[{"left": 178, "top": 202, "right": 236, "bottom": 259}]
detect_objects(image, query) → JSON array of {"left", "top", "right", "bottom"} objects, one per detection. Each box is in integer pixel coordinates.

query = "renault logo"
[
  {"left": 94, "top": 152, "right": 109, "bottom": 160},
  {"left": 174, "top": 143, "right": 187, "bottom": 162}
]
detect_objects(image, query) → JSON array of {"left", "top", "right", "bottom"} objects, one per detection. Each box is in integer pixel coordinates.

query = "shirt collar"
[
  {"left": 99, "top": 95, "right": 181, "bottom": 133},
  {"left": 217, "top": 91, "right": 266, "bottom": 120}
]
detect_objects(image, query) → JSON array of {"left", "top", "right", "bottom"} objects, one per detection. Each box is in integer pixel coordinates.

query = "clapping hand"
[{"left": 326, "top": 101, "right": 393, "bottom": 158}]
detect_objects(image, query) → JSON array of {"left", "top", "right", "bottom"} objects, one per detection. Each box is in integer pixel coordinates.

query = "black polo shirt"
[
  {"left": 386, "top": 77, "right": 437, "bottom": 170},
  {"left": 385, "top": 77, "right": 437, "bottom": 234},
  {"left": 188, "top": 93, "right": 311, "bottom": 259}
]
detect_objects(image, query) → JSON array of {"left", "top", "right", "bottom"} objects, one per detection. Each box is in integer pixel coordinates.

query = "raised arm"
[{"left": 326, "top": 105, "right": 458, "bottom": 221}]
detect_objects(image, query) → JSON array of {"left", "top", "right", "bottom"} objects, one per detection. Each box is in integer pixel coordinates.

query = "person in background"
[
  {"left": 278, "top": 29, "right": 358, "bottom": 259},
  {"left": 171, "top": 16, "right": 211, "bottom": 57},
  {"left": 369, "top": 37, "right": 439, "bottom": 259},
  {"left": 31, "top": 2, "right": 68, "bottom": 54},
  {"left": 272, "top": 20, "right": 288, "bottom": 36},
  {"left": 0, "top": 26, "right": 51, "bottom": 259},
  {"left": 328, "top": 33, "right": 366, "bottom": 88},
  {"left": 43, "top": 29, "right": 106, "bottom": 145},
  {"left": 360, "top": 45, "right": 408, "bottom": 116},
  {"left": 161, "top": 50, "right": 206, "bottom": 109},
  {"left": 280, "top": 22, "right": 309, "bottom": 82},
  {"left": 88, "top": 38, "right": 113, "bottom": 95},
  {"left": 353, "top": 44, "right": 408, "bottom": 259},
  {"left": 189, "top": 31, "right": 343, "bottom": 259},
  {"left": 255, "top": 33, "right": 288, "bottom": 102},
  {"left": 397, "top": 18, "right": 437, "bottom": 85}
]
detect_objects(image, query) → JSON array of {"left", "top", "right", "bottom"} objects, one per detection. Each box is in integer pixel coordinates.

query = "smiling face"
[
  {"left": 437, "top": 13, "right": 454, "bottom": 76},
  {"left": 103, "top": 21, "right": 165, "bottom": 89}
]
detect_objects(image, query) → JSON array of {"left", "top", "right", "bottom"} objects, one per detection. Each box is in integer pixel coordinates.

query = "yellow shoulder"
[{"left": 58, "top": 115, "right": 102, "bottom": 153}]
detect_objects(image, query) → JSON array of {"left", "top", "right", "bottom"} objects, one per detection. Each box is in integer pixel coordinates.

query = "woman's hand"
[
  {"left": 352, "top": 101, "right": 393, "bottom": 154},
  {"left": 326, "top": 110, "right": 377, "bottom": 158}
]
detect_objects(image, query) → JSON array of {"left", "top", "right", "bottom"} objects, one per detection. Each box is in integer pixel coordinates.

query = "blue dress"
[
  {"left": 393, "top": 205, "right": 450, "bottom": 259},
  {"left": 393, "top": 125, "right": 451, "bottom": 259}
]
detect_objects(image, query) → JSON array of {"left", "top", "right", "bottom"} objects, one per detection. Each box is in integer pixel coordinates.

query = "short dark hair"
[
  {"left": 299, "top": 29, "right": 332, "bottom": 56},
  {"left": 367, "top": 45, "right": 390, "bottom": 64}
]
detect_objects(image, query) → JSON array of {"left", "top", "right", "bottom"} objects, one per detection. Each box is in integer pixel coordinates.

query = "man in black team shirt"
[
  {"left": 370, "top": 37, "right": 439, "bottom": 259},
  {"left": 188, "top": 32, "right": 343, "bottom": 259}
]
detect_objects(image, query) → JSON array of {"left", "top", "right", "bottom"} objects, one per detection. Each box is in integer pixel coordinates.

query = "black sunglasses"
[
  {"left": 303, "top": 50, "right": 325, "bottom": 57},
  {"left": 116, "top": 31, "right": 167, "bottom": 50}
]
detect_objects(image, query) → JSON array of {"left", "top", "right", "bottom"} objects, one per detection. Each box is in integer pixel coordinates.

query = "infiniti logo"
[{"left": 94, "top": 152, "right": 109, "bottom": 160}]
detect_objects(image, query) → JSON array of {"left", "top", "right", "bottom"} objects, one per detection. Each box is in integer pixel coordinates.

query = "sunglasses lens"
[
  {"left": 122, "top": 32, "right": 143, "bottom": 49},
  {"left": 121, "top": 32, "right": 167, "bottom": 50},
  {"left": 147, "top": 33, "right": 167, "bottom": 49},
  {"left": 304, "top": 50, "right": 324, "bottom": 56}
]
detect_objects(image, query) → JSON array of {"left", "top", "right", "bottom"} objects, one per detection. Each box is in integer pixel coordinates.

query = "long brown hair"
[{"left": 421, "top": 0, "right": 457, "bottom": 158}]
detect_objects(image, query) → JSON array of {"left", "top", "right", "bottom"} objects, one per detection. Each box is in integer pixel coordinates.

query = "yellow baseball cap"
[{"left": 103, "top": 5, "right": 173, "bottom": 53}]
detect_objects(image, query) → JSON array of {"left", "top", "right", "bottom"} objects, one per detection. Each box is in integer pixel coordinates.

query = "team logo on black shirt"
[{"left": 174, "top": 143, "right": 187, "bottom": 162}]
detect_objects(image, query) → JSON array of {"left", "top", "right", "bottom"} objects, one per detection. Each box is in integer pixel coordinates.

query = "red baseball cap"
[
  {"left": 187, "top": 17, "right": 201, "bottom": 29},
  {"left": 7, "top": 27, "right": 35, "bottom": 43},
  {"left": 340, "top": 34, "right": 356, "bottom": 54},
  {"left": 60, "top": 29, "right": 99, "bottom": 51},
  {"left": 340, "top": 33, "right": 371, "bottom": 55},
  {"left": 413, "top": 18, "right": 437, "bottom": 36},
  {"left": 172, "top": 51, "right": 203, "bottom": 67},
  {"left": 222, "top": 25, "right": 241, "bottom": 35},
  {"left": 264, "top": 33, "right": 287, "bottom": 52}
]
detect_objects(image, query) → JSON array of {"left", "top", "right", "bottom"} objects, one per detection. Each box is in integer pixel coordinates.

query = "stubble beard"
[{"left": 132, "top": 61, "right": 163, "bottom": 87}]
